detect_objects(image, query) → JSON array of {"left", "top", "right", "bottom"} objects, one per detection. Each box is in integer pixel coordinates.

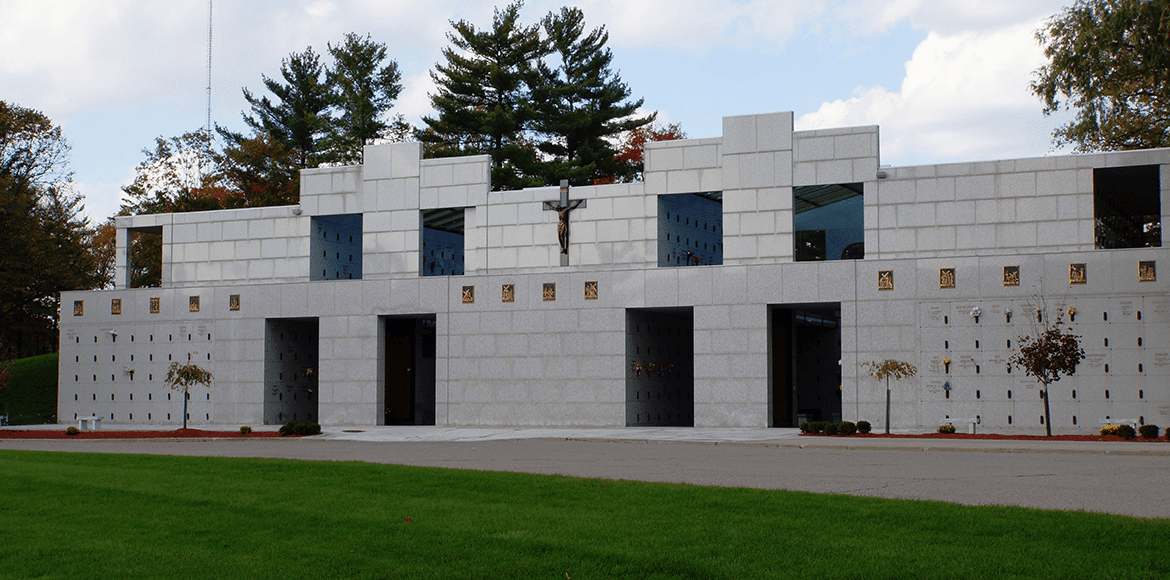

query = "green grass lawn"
[
  {"left": 2, "top": 450, "right": 1167, "bottom": 579},
  {"left": 1, "top": 353, "right": 58, "bottom": 424}
]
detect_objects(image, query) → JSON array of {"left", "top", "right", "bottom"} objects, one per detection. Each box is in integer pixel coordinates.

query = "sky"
[{"left": 0, "top": 0, "right": 1077, "bottom": 224}]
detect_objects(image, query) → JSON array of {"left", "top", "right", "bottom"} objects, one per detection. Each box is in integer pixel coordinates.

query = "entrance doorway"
[
  {"left": 381, "top": 316, "right": 436, "bottom": 425},
  {"left": 263, "top": 318, "right": 319, "bottom": 425},
  {"left": 770, "top": 304, "right": 841, "bottom": 427},
  {"left": 626, "top": 308, "right": 694, "bottom": 426}
]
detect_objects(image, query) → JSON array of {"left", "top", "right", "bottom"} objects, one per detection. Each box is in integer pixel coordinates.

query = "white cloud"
[{"left": 796, "top": 18, "right": 1067, "bottom": 165}]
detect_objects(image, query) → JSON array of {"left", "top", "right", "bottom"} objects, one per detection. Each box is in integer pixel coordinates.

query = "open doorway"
[
  {"left": 626, "top": 307, "right": 694, "bottom": 426},
  {"left": 381, "top": 315, "right": 436, "bottom": 425},
  {"left": 263, "top": 318, "right": 319, "bottom": 424},
  {"left": 770, "top": 304, "right": 841, "bottom": 427}
]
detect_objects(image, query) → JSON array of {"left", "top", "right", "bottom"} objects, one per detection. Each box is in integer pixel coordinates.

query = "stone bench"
[
  {"left": 77, "top": 415, "right": 102, "bottom": 430},
  {"left": 1100, "top": 418, "right": 1139, "bottom": 431},
  {"left": 943, "top": 417, "right": 978, "bottom": 434}
]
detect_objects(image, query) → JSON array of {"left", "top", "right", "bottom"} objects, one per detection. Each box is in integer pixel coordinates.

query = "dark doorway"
[
  {"left": 770, "top": 305, "right": 841, "bottom": 427},
  {"left": 626, "top": 308, "right": 694, "bottom": 426},
  {"left": 1094, "top": 165, "right": 1161, "bottom": 249},
  {"left": 263, "top": 318, "right": 319, "bottom": 425},
  {"left": 382, "top": 316, "right": 436, "bottom": 425}
]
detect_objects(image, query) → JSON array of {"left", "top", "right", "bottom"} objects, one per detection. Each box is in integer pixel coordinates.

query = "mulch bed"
[
  {"left": 0, "top": 429, "right": 285, "bottom": 439},
  {"left": 802, "top": 432, "right": 1170, "bottom": 442}
]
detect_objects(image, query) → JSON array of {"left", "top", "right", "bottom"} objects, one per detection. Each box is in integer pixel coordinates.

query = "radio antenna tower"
[{"left": 205, "top": 0, "right": 213, "bottom": 137}]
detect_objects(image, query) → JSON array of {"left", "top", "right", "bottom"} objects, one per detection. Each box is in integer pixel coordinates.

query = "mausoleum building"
[{"left": 58, "top": 112, "right": 1169, "bottom": 432}]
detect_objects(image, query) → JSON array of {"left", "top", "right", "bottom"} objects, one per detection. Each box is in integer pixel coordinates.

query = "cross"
[{"left": 543, "top": 179, "right": 586, "bottom": 266}]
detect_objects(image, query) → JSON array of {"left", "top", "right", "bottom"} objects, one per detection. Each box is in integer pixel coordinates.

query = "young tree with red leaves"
[{"left": 1009, "top": 307, "right": 1085, "bottom": 436}]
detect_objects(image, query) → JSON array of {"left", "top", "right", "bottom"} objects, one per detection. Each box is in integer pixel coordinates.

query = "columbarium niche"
[
  {"left": 263, "top": 318, "right": 319, "bottom": 424},
  {"left": 626, "top": 308, "right": 694, "bottom": 426}
]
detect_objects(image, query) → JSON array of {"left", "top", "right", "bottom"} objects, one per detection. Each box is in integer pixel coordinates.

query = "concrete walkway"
[{"left": 4, "top": 425, "right": 1170, "bottom": 519}]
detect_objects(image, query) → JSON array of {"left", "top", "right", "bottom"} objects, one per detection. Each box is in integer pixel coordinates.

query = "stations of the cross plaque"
[{"left": 543, "top": 179, "right": 586, "bottom": 266}]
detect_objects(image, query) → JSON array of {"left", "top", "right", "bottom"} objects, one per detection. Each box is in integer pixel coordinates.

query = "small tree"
[
  {"left": 862, "top": 359, "right": 917, "bottom": 434},
  {"left": 1009, "top": 308, "right": 1085, "bottom": 437},
  {"left": 165, "top": 362, "right": 213, "bottom": 429}
]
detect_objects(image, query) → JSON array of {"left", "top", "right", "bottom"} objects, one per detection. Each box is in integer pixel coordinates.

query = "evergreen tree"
[
  {"left": 326, "top": 33, "right": 404, "bottom": 165},
  {"left": 422, "top": 2, "right": 546, "bottom": 191},
  {"left": 534, "top": 7, "right": 654, "bottom": 185},
  {"left": 241, "top": 47, "right": 331, "bottom": 168}
]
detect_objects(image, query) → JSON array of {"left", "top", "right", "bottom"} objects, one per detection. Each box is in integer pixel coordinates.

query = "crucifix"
[{"left": 543, "top": 179, "right": 586, "bottom": 266}]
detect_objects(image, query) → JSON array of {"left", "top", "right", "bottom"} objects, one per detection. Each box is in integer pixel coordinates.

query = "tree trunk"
[
  {"left": 1041, "top": 386, "right": 1052, "bottom": 437},
  {"left": 885, "top": 379, "right": 891, "bottom": 435},
  {"left": 183, "top": 390, "right": 189, "bottom": 429}
]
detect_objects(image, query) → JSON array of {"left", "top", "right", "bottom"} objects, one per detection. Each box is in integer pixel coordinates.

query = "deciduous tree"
[
  {"left": 861, "top": 359, "right": 917, "bottom": 434},
  {"left": 1009, "top": 307, "right": 1085, "bottom": 437},
  {"left": 165, "top": 362, "right": 213, "bottom": 430},
  {"left": 1031, "top": 0, "right": 1170, "bottom": 151},
  {"left": 0, "top": 101, "right": 102, "bottom": 356}
]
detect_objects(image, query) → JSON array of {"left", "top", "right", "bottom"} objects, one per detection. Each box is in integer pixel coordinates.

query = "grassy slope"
[
  {"left": 2, "top": 450, "right": 1168, "bottom": 579},
  {"left": 1, "top": 353, "right": 57, "bottom": 424}
]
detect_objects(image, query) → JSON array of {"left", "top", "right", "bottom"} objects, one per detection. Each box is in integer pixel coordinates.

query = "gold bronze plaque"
[
  {"left": 1069, "top": 263, "right": 1086, "bottom": 285},
  {"left": 189, "top": 295, "right": 200, "bottom": 312},
  {"left": 229, "top": 294, "right": 241, "bottom": 311},
  {"left": 877, "top": 270, "right": 894, "bottom": 291},
  {"left": 543, "top": 282, "right": 556, "bottom": 301},
  {"left": 461, "top": 285, "right": 474, "bottom": 304},
  {"left": 1139, "top": 260, "right": 1156, "bottom": 282},
  {"left": 1003, "top": 265, "right": 1020, "bottom": 287},
  {"left": 501, "top": 284, "right": 515, "bottom": 302},
  {"left": 111, "top": 298, "right": 121, "bottom": 315},
  {"left": 939, "top": 268, "right": 955, "bottom": 289},
  {"left": 73, "top": 300, "right": 83, "bottom": 316},
  {"left": 149, "top": 297, "right": 161, "bottom": 314},
  {"left": 584, "top": 280, "right": 598, "bottom": 300}
]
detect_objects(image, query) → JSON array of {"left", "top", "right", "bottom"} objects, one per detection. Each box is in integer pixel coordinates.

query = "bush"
[
  {"left": 823, "top": 422, "right": 838, "bottom": 436},
  {"left": 279, "top": 421, "right": 322, "bottom": 436},
  {"left": 1100, "top": 424, "right": 1118, "bottom": 436},
  {"left": 856, "top": 420, "right": 872, "bottom": 434},
  {"left": 1138, "top": 424, "right": 1159, "bottom": 439},
  {"left": 838, "top": 421, "right": 857, "bottom": 436},
  {"left": 1166, "top": 426, "right": 1170, "bottom": 440},
  {"left": 1115, "top": 424, "right": 1136, "bottom": 440},
  {"left": 799, "top": 421, "right": 812, "bottom": 434},
  {"left": 239, "top": 426, "right": 253, "bottom": 435},
  {"left": 64, "top": 426, "right": 80, "bottom": 436},
  {"left": 938, "top": 424, "right": 957, "bottom": 434}
]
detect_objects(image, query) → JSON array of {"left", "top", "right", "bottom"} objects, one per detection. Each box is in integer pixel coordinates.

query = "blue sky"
[{"left": 1, "top": 0, "right": 1074, "bottom": 223}]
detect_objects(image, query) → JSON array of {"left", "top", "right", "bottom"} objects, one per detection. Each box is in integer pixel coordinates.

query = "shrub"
[
  {"left": 1166, "top": 426, "right": 1170, "bottom": 440},
  {"left": 856, "top": 420, "right": 872, "bottom": 434},
  {"left": 823, "top": 422, "right": 839, "bottom": 436},
  {"left": 1100, "top": 424, "right": 1118, "bottom": 436},
  {"left": 1115, "top": 425, "right": 1136, "bottom": 440},
  {"left": 280, "top": 421, "right": 321, "bottom": 436},
  {"left": 838, "top": 421, "right": 857, "bottom": 436},
  {"left": 239, "top": 426, "right": 253, "bottom": 435},
  {"left": 64, "top": 426, "right": 80, "bottom": 436},
  {"left": 938, "top": 424, "right": 957, "bottom": 434},
  {"left": 1138, "top": 424, "right": 1159, "bottom": 439},
  {"left": 799, "top": 421, "right": 812, "bottom": 434}
]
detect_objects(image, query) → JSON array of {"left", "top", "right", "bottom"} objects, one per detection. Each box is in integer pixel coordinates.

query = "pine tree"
[
  {"left": 240, "top": 47, "right": 331, "bottom": 168},
  {"left": 422, "top": 2, "right": 546, "bottom": 191},
  {"left": 534, "top": 7, "right": 654, "bottom": 185},
  {"left": 326, "top": 33, "right": 404, "bottom": 165}
]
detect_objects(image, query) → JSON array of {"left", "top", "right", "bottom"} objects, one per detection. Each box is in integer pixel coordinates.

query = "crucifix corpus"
[{"left": 543, "top": 179, "right": 586, "bottom": 266}]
